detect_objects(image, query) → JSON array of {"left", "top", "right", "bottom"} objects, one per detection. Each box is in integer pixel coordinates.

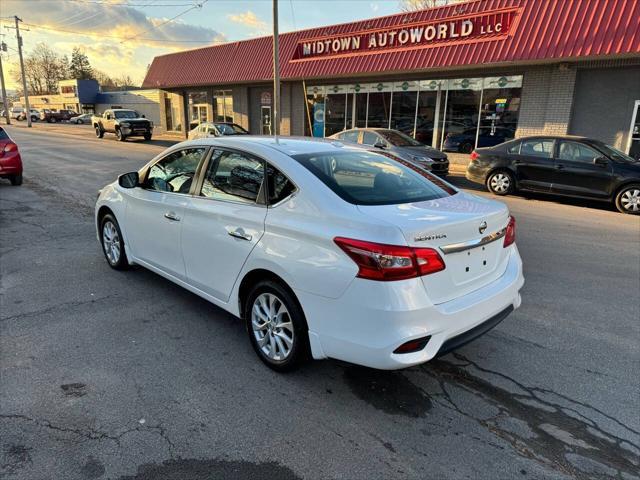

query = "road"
[{"left": 1, "top": 126, "right": 639, "bottom": 480}]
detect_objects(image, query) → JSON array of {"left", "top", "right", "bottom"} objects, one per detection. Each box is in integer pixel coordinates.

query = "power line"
[
  {"left": 60, "top": 0, "right": 200, "bottom": 6},
  {"left": 20, "top": 21, "right": 221, "bottom": 43},
  {"left": 122, "top": 0, "right": 209, "bottom": 42}
]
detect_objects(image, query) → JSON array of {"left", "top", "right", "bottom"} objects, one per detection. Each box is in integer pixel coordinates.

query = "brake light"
[
  {"left": 334, "top": 237, "right": 445, "bottom": 281},
  {"left": 470, "top": 151, "right": 479, "bottom": 161},
  {"left": 3, "top": 142, "right": 17, "bottom": 153},
  {"left": 503, "top": 216, "right": 516, "bottom": 247}
]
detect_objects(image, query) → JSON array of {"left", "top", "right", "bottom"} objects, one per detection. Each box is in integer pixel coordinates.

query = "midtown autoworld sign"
[{"left": 293, "top": 7, "right": 519, "bottom": 60}]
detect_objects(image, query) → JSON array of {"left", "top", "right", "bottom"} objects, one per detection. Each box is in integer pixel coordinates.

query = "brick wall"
[{"left": 516, "top": 65, "right": 577, "bottom": 138}]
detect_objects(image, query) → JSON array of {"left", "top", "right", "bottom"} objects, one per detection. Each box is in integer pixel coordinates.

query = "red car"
[{"left": 0, "top": 127, "right": 23, "bottom": 186}]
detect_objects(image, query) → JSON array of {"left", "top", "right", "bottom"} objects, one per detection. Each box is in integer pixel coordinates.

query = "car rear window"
[
  {"left": 0, "top": 128, "right": 8, "bottom": 140},
  {"left": 292, "top": 150, "right": 456, "bottom": 205}
]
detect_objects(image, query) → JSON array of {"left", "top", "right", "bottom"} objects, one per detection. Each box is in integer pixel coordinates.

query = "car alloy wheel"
[
  {"left": 488, "top": 172, "right": 512, "bottom": 195},
  {"left": 618, "top": 186, "right": 640, "bottom": 214},
  {"left": 251, "top": 292, "right": 295, "bottom": 362},
  {"left": 102, "top": 220, "right": 121, "bottom": 265}
]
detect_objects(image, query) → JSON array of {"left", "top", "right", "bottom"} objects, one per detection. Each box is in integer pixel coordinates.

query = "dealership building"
[{"left": 143, "top": 0, "right": 640, "bottom": 158}]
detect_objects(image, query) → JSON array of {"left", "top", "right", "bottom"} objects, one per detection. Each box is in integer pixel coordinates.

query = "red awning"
[{"left": 143, "top": 0, "right": 640, "bottom": 89}]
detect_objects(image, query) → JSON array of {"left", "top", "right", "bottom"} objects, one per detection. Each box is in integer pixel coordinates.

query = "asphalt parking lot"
[{"left": 1, "top": 125, "right": 639, "bottom": 480}]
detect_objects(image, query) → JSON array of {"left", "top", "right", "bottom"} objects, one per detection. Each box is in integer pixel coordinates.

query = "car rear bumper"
[
  {"left": 0, "top": 152, "right": 23, "bottom": 176},
  {"left": 297, "top": 246, "right": 524, "bottom": 370},
  {"left": 465, "top": 162, "right": 488, "bottom": 184}
]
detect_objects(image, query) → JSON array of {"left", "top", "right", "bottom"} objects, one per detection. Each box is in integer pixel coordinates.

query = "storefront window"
[
  {"left": 367, "top": 84, "right": 392, "bottom": 128},
  {"left": 415, "top": 81, "right": 442, "bottom": 145},
  {"left": 479, "top": 76, "right": 522, "bottom": 146},
  {"left": 188, "top": 91, "right": 208, "bottom": 130},
  {"left": 325, "top": 88, "right": 347, "bottom": 136},
  {"left": 354, "top": 92, "right": 368, "bottom": 128},
  {"left": 305, "top": 86, "right": 326, "bottom": 137},
  {"left": 214, "top": 90, "right": 233, "bottom": 123},
  {"left": 439, "top": 78, "right": 483, "bottom": 150},
  {"left": 165, "top": 92, "right": 183, "bottom": 132},
  {"left": 390, "top": 81, "right": 418, "bottom": 136},
  {"left": 306, "top": 75, "right": 523, "bottom": 150}
]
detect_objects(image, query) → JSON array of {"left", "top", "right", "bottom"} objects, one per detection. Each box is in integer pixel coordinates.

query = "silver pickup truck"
[{"left": 92, "top": 109, "right": 153, "bottom": 142}]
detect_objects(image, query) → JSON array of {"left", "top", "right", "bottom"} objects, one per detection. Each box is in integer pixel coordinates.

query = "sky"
[{"left": 0, "top": 0, "right": 408, "bottom": 90}]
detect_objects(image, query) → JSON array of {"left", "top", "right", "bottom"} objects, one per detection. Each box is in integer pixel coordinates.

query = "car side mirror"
[
  {"left": 593, "top": 156, "right": 608, "bottom": 167},
  {"left": 118, "top": 172, "right": 139, "bottom": 189},
  {"left": 373, "top": 140, "right": 386, "bottom": 149}
]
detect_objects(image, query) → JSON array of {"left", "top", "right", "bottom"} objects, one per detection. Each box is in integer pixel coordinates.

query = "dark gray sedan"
[{"left": 329, "top": 128, "right": 449, "bottom": 175}]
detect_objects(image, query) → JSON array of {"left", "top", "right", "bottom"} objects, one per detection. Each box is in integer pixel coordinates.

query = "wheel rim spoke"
[{"left": 251, "top": 292, "right": 294, "bottom": 361}]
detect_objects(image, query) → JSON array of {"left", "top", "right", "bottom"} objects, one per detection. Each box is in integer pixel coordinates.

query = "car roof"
[{"left": 176, "top": 135, "right": 360, "bottom": 157}]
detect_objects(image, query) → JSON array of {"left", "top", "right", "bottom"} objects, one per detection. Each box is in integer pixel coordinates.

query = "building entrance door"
[
  {"left": 261, "top": 106, "right": 272, "bottom": 135},
  {"left": 628, "top": 100, "right": 640, "bottom": 160}
]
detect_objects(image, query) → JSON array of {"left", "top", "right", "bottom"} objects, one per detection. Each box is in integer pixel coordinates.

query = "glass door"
[
  {"left": 261, "top": 106, "right": 272, "bottom": 135},
  {"left": 325, "top": 85, "right": 347, "bottom": 136},
  {"left": 628, "top": 100, "right": 640, "bottom": 160},
  {"left": 416, "top": 80, "right": 443, "bottom": 146}
]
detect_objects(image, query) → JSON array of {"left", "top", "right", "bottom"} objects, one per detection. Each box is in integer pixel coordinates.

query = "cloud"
[
  {"left": 0, "top": 0, "right": 226, "bottom": 49},
  {"left": 371, "top": 3, "right": 380, "bottom": 12},
  {"left": 227, "top": 10, "right": 269, "bottom": 33}
]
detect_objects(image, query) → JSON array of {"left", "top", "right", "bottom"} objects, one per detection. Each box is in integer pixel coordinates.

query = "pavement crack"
[
  {"left": 0, "top": 294, "right": 118, "bottom": 323},
  {"left": 0, "top": 414, "right": 176, "bottom": 456},
  {"left": 419, "top": 355, "right": 640, "bottom": 479}
]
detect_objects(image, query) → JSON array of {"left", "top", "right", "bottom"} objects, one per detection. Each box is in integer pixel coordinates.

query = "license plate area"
[{"left": 447, "top": 241, "right": 501, "bottom": 285}]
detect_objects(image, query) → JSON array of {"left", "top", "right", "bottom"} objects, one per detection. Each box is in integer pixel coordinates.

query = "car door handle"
[
  {"left": 228, "top": 228, "right": 252, "bottom": 241},
  {"left": 164, "top": 211, "right": 180, "bottom": 222}
]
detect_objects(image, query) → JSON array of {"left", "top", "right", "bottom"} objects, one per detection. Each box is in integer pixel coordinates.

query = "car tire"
[
  {"left": 460, "top": 142, "right": 474, "bottom": 154},
  {"left": 144, "top": 133, "right": 152, "bottom": 141},
  {"left": 50, "top": 117, "right": 57, "bottom": 123},
  {"left": 244, "top": 280, "right": 310, "bottom": 372},
  {"left": 77, "top": 119, "right": 83, "bottom": 124},
  {"left": 95, "top": 126, "right": 104, "bottom": 138},
  {"left": 31, "top": 116, "right": 38, "bottom": 122},
  {"left": 10, "top": 173, "right": 23, "bottom": 186},
  {"left": 116, "top": 129, "right": 126, "bottom": 141},
  {"left": 615, "top": 183, "right": 640, "bottom": 214},
  {"left": 100, "top": 214, "right": 129, "bottom": 270},
  {"left": 487, "top": 170, "right": 515, "bottom": 196}
]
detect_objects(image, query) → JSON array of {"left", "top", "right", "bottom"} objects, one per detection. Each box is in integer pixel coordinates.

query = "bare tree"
[
  {"left": 113, "top": 74, "right": 137, "bottom": 90},
  {"left": 399, "top": 0, "right": 465, "bottom": 11},
  {"left": 11, "top": 43, "right": 67, "bottom": 95}
]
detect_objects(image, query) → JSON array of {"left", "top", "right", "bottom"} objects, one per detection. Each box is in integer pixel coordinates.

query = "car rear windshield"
[
  {"left": 0, "top": 128, "right": 8, "bottom": 140},
  {"left": 377, "top": 130, "right": 423, "bottom": 147},
  {"left": 216, "top": 123, "right": 248, "bottom": 135},
  {"left": 292, "top": 150, "right": 456, "bottom": 205}
]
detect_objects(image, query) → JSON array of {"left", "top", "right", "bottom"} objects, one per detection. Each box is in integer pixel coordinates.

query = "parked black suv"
[{"left": 466, "top": 136, "right": 640, "bottom": 214}]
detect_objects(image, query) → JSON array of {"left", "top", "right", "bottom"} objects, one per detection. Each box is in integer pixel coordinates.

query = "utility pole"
[
  {"left": 15, "top": 16, "right": 31, "bottom": 127},
  {"left": 0, "top": 45, "right": 11, "bottom": 125},
  {"left": 272, "top": 0, "right": 280, "bottom": 137}
]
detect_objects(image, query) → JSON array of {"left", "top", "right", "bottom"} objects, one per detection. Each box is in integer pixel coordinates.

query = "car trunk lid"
[{"left": 357, "top": 191, "right": 511, "bottom": 304}]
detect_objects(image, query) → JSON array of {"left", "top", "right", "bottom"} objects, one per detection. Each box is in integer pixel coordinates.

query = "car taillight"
[
  {"left": 3, "top": 142, "right": 17, "bottom": 153},
  {"left": 470, "top": 151, "right": 479, "bottom": 161},
  {"left": 334, "top": 237, "right": 445, "bottom": 281},
  {"left": 503, "top": 216, "right": 516, "bottom": 248}
]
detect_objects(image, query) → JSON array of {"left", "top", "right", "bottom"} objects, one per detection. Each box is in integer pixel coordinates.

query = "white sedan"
[{"left": 95, "top": 137, "right": 524, "bottom": 371}]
